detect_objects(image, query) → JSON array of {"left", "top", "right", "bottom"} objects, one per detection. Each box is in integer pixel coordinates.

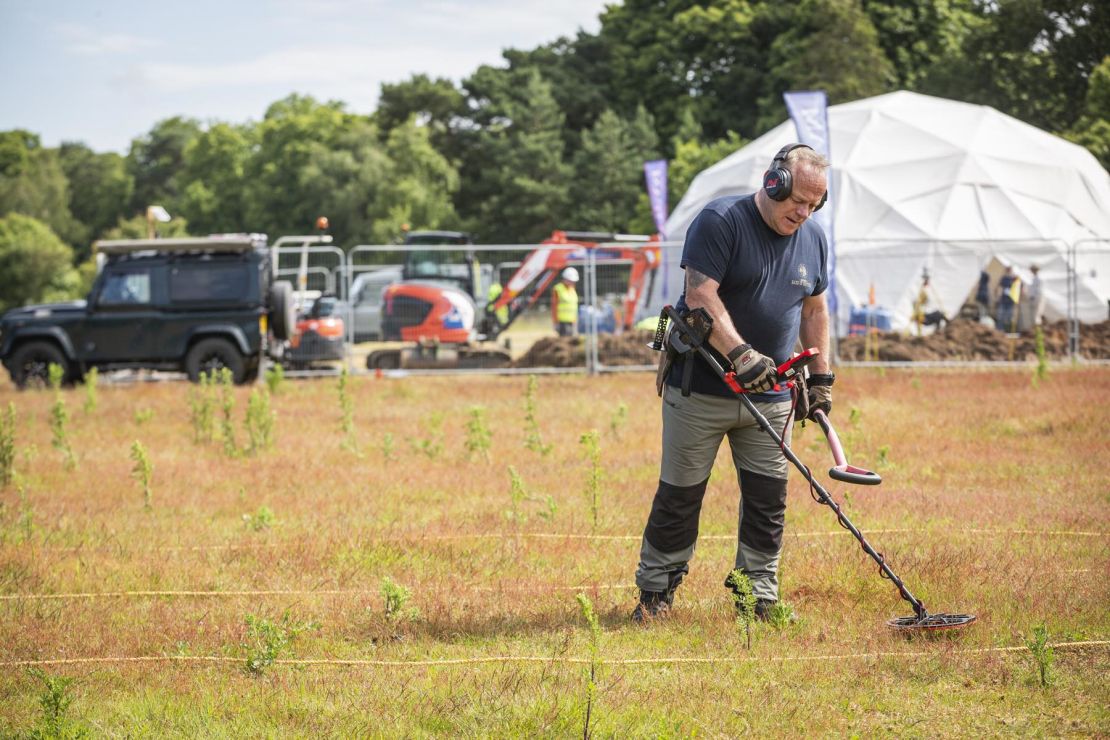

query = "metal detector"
[{"left": 653, "top": 305, "right": 976, "bottom": 633}]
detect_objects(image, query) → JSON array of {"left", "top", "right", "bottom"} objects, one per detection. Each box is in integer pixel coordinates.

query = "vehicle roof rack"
[{"left": 93, "top": 234, "right": 268, "bottom": 255}]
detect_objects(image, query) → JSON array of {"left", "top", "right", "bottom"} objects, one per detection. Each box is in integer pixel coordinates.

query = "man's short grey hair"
[{"left": 784, "top": 146, "right": 830, "bottom": 174}]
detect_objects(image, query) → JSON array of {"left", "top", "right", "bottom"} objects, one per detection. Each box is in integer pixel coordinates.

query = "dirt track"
[{"left": 512, "top": 320, "right": 1110, "bottom": 367}]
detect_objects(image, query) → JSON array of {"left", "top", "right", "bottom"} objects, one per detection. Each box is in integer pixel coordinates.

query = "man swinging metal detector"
[
  {"left": 649, "top": 305, "right": 976, "bottom": 632},
  {"left": 634, "top": 143, "right": 835, "bottom": 624},
  {"left": 634, "top": 144, "right": 975, "bottom": 632}
]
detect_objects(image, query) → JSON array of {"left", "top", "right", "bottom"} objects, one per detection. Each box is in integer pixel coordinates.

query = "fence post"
[
  {"left": 1068, "top": 241, "right": 1079, "bottom": 360},
  {"left": 585, "top": 246, "right": 598, "bottom": 375}
]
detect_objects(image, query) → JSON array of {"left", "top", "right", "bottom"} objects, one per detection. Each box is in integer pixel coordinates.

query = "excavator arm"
[{"left": 480, "top": 231, "right": 660, "bottom": 340}]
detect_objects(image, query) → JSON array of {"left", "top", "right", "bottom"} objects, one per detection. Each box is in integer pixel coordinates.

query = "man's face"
[{"left": 765, "top": 164, "right": 827, "bottom": 236}]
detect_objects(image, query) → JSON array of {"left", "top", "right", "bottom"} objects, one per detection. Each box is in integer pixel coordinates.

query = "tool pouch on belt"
[
  {"left": 652, "top": 314, "right": 678, "bottom": 397},
  {"left": 651, "top": 307, "right": 714, "bottom": 398},
  {"left": 793, "top": 370, "right": 809, "bottom": 423},
  {"left": 655, "top": 337, "right": 676, "bottom": 397}
]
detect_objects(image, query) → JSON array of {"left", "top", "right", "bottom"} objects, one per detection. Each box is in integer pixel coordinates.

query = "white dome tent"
[{"left": 661, "top": 91, "right": 1110, "bottom": 335}]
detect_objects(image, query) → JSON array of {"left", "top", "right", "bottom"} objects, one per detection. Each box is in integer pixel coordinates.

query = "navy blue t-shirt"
[{"left": 668, "top": 194, "right": 828, "bottom": 400}]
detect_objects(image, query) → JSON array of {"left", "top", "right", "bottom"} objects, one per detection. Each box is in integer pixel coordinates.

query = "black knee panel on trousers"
[
  {"left": 738, "top": 469, "right": 788, "bottom": 553},
  {"left": 644, "top": 478, "right": 709, "bottom": 553}
]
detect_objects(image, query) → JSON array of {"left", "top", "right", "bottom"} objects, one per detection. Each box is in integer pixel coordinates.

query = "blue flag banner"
[
  {"left": 644, "top": 159, "right": 669, "bottom": 237},
  {"left": 783, "top": 90, "right": 837, "bottom": 325}
]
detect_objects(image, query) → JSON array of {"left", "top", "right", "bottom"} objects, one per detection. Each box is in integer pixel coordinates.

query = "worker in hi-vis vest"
[
  {"left": 487, "top": 281, "right": 510, "bottom": 327},
  {"left": 552, "top": 267, "right": 579, "bottom": 336}
]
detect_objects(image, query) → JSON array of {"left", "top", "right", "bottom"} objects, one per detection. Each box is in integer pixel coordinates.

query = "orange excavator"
[
  {"left": 480, "top": 230, "right": 660, "bottom": 340},
  {"left": 365, "top": 231, "right": 660, "bottom": 370}
]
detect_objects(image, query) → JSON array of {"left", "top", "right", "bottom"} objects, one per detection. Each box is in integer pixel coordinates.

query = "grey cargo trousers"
[{"left": 636, "top": 384, "right": 793, "bottom": 603}]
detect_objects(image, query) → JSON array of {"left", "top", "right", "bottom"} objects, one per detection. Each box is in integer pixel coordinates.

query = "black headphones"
[{"left": 762, "top": 143, "right": 828, "bottom": 211}]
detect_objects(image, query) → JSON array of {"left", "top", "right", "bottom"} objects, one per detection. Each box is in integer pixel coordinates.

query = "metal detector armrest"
[{"left": 812, "top": 409, "right": 882, "bottom": 486}]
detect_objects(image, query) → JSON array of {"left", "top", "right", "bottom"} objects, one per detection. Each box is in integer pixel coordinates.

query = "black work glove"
[
  {"left": 728, "top": 343, "right": 777, "bottom": 394},
  {"left": 806, "top": 373, "right": 835, "bottom": 420}
]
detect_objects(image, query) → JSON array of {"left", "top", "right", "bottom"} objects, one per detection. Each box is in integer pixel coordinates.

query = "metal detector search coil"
[{"left": 887, "top": 613, "right": 978, "bottom": 632}]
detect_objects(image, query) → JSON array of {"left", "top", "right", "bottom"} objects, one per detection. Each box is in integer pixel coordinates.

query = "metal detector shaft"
[
  {"left": 735, "top": 393, "right": 926, "bottom": 619},
  {"left": 659, "top": 305, "right": 927, "bottom": 619}
]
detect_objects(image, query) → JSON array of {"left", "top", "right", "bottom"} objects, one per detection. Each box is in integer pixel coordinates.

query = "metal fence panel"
[
  {"left": 344, "top": 243, "right": 599, "bottom": 374},
  {"left": 832, "top": 238, "right": 1099, "bottom": 363},
  {"left": 1071, "top": 239, "right": 1110, "bottom": 358},
  {"left": 267, "top": 236, "right": 1106, "bottom": 376}
]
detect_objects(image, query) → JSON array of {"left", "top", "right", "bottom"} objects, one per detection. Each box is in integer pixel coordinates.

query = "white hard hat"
[{"left": 562, "top": 267, "right": 579, "bottom": 283}]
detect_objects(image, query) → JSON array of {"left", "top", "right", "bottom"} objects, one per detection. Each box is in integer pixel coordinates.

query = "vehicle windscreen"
[{"left": 310, "top": 297, "right": 339, "bottom": 318}]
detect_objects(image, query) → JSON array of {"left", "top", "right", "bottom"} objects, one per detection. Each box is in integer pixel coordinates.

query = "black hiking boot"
[
  {"left": 632, "top": 568, "right": 686, "bottom": 624},
  {"left": 631, "top": 589, "right": 673, "bottom": 623}
]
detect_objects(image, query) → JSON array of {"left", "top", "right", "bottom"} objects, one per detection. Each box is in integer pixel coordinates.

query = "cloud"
[
  {"left": 137, "top": 45, "right": 416, "bottom": 93},
  {"left": 54, "top": 23, "right": 159, "bottom": 55}
]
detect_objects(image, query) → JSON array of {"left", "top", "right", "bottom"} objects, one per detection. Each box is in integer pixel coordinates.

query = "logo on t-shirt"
[{"left": 791, "top": 263, "right": 812, "bottom": 291}]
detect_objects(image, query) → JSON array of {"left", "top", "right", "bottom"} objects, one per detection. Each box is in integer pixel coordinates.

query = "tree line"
[{"left": 1, "top": 0, "right": 1107, "bottom": 311}]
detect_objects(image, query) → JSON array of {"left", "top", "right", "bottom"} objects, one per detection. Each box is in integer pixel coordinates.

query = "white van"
[{"left": 345, "top": 266, "right": 402, "bottom": 341}]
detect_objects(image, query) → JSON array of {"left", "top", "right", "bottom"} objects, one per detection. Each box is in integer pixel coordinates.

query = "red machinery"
[
  {"left": 482, "top": 230, "right": 660, "bottom": 338},
  {"left": 366, "top": 230, "right": 660, "bottom": 369}
]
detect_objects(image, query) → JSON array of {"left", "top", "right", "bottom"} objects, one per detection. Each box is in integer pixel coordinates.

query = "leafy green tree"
[
  {"left": 501, "top": 32, "right": 616, "bottom": 146},
  {"left": 244, "top": 95, "right": 382, "bottom": 242},
  {"left": 599, "top": 0, "right": 708, "bottom": 148},
  {"left": 466, "top": 70, "right": 572, "bottom": 243},
  {"left": 0, "top": 130, "right": 81, "bottom": 247},
  {"left": 1066, "top": 55, "right": 1110, "bottom": 169},
  {"left": 178, "top": 123, "right": 253, "bottom": 234},
  {"left": 862, "top": 0, "right": 983, "bottom": 89},
  {"left": 127, "top": 116, "right": 201, "bottom": 214},
  {"left": 756, "top": 0, "right": 896, "bottom": 131},
  {"left": 0, "top": 214, "right": 78, "bottom": 311},
  {"left": 370, "top": 118, "right": 461, "bottom": 243},
  {"left": 296, "top": 123, "right": 389, "bottom": 245},
  {"left": 917, "top": 0, "right": 1107, "bottom": 134},
  {"left": 57, "top": 142, "right": 133, "bottom": 260},
  {"left": 597, "top": 0, "right": 796, "bottom": 147},
  {"left": 375, "top": 74, "right": 468, "bottom": 156},
  {"left": 0, "top": 129, "right": 35, "bottom": 177},
  {"left": 570, "top": 107, "right": 660, "bottom": 232}
]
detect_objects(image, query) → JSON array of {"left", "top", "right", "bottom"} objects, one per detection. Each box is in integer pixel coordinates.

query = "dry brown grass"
[{"left": 0, "top": 367, "right": 1107, "bottom": 735}]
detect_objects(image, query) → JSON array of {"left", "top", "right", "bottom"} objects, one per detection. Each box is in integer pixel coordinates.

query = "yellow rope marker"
[
  {"left": 16, "top": 527, "right": 1105, "bottom": 555},
  {"left": 1, "top": 641, "right": 1106, "bottom": 670}
]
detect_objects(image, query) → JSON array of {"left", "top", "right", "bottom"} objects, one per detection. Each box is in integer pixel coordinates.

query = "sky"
[{"left": 0, "top": 0, "right": 612, "bottom": 153}]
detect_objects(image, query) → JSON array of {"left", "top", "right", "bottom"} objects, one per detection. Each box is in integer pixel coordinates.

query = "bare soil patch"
[{"left": 838, "top": 319, "right": 1110, "bottom": 362}]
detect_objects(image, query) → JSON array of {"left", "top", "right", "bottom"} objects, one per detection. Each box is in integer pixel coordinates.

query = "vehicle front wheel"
[
  {"left": 8, "top": 341, "right": 70, "bottom": 389},
  {"left": 185, "top": 338, "right": 247, "bottom": 384}
]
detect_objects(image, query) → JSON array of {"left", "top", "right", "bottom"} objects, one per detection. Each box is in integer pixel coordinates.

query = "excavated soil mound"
[
  {"left": 513, "top": 320, "right": 1110, "bottom": 367},
  {"left": 513, "top": 330, "right": 658, "bottom": 368},
  {"left": 838, "top": 319, "right": 1110, "bottom": 362}
]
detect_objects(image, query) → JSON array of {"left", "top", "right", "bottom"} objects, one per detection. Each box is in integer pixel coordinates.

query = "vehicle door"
[{"left": 80, "top": 263, "right": 165, "bottom": 361}]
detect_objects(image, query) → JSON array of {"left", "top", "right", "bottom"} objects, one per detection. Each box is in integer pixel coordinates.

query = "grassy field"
[{"left": 0, "top": 365, "right": 1107, "bottom": 736}]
